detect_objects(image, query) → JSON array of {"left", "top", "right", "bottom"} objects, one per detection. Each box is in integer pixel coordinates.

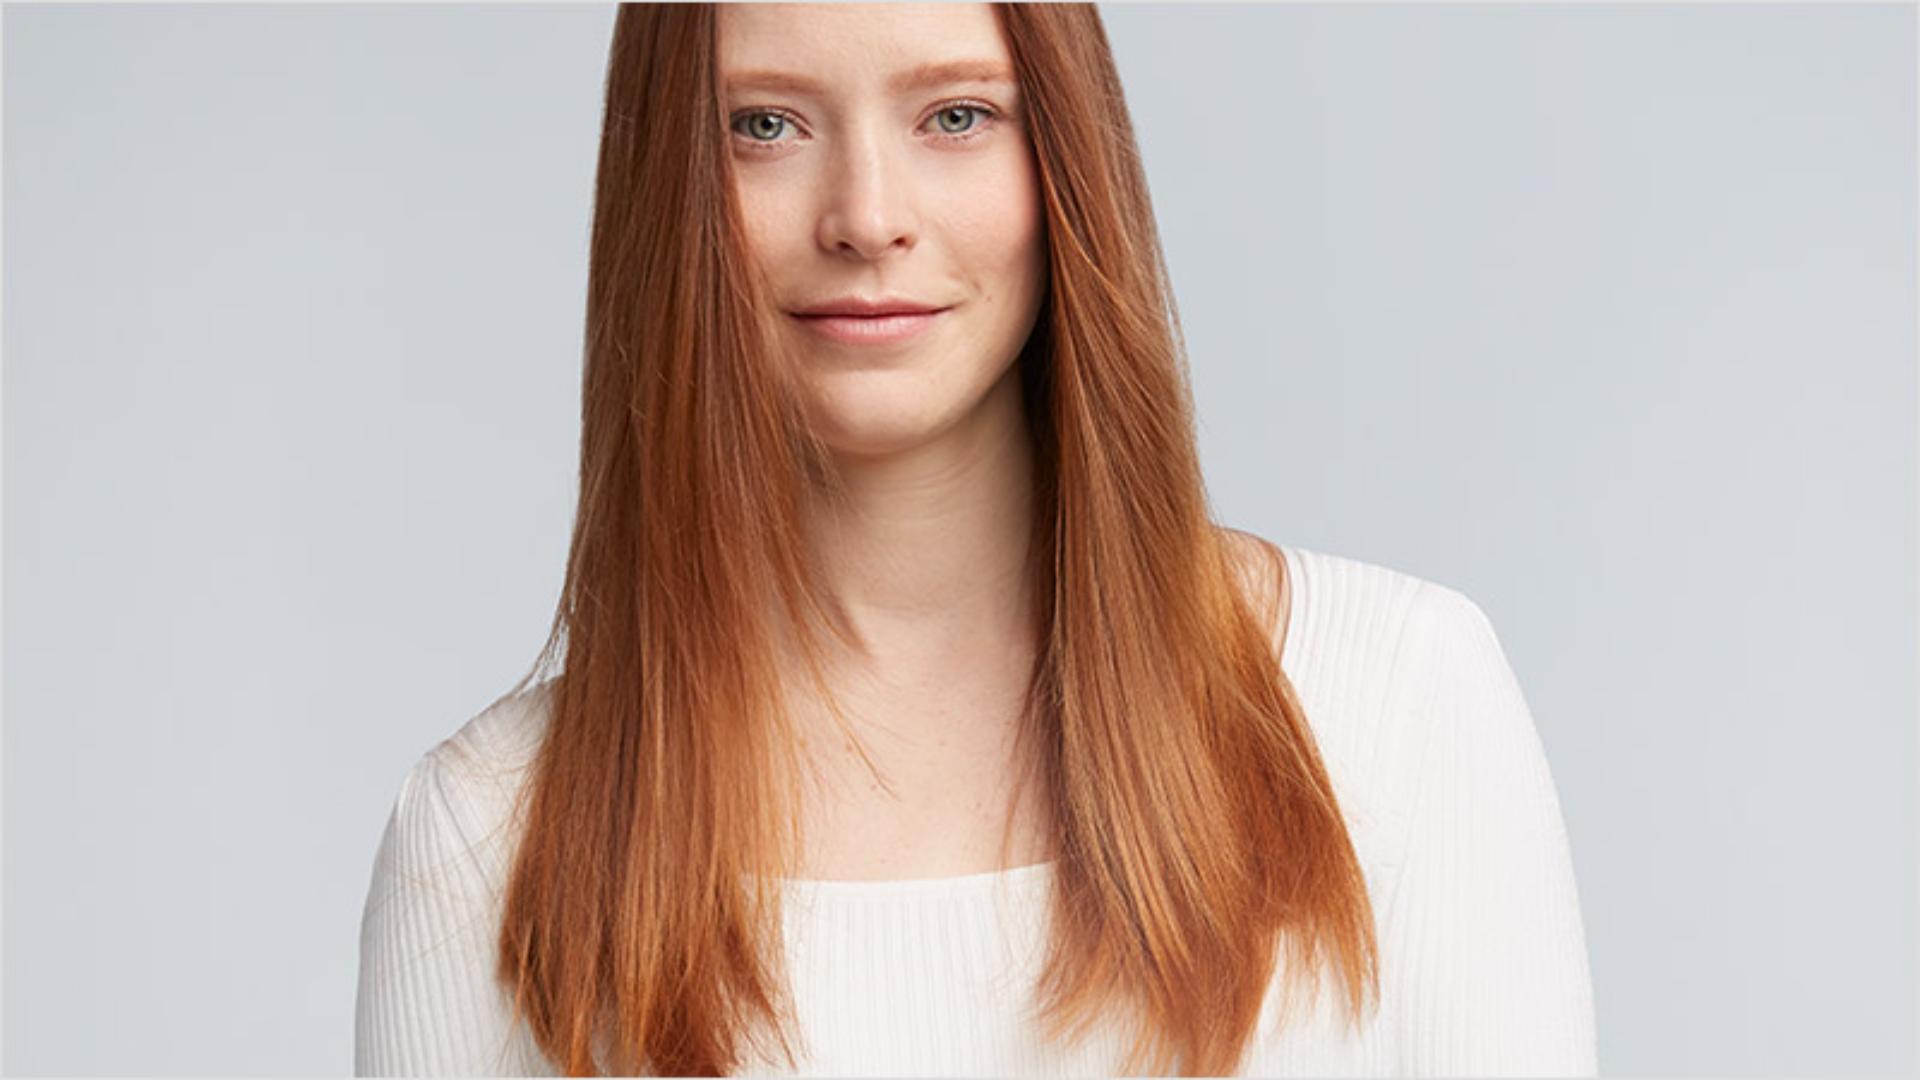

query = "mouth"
[{"left": 788, "top": 307, "right": 953, "bottom": 346}]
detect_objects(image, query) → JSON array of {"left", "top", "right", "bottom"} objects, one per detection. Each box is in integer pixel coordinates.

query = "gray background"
[{"left": 5, "top": 2, "right": 1914, "bottom": 1075}]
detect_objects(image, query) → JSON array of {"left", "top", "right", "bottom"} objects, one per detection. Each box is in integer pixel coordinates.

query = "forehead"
[{"left": 717, "top": 3, "right": 1014, "bottom": 94}]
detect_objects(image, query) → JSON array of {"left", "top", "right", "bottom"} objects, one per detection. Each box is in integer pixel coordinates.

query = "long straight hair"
[{"left": 491, "top": 4, "right": 1379, "bottom": 1074}]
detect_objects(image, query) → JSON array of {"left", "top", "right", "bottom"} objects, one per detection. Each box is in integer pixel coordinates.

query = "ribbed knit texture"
[{"left": 354, "top": 545, "right": 1598, "bottom": 1076}]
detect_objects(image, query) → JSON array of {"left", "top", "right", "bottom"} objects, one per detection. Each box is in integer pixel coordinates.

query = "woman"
[{"left": 353, "top": 4, "right": 1597, "bottom": 1076}]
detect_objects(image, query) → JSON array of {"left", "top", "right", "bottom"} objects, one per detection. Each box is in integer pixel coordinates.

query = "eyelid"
[{"left": 727, "top": 97, "right": 1004, "bottom": 150}]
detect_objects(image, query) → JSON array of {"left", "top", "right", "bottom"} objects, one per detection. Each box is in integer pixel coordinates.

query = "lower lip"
[{"left": 791, "top": 309, "right": 948, "bottom": 346}]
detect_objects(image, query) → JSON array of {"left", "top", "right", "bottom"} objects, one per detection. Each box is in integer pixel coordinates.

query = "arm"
[
  {"left": 1381, "top": 585, "right": 1599, "bottom": 1076},
  {"left": 354, "top": 746, "right": 545, "bottom": 1077}
]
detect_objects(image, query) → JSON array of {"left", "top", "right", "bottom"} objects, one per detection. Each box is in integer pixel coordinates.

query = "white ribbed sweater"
[{"left": 354, "top": 545, "right": 1598, "bottom": 1076}]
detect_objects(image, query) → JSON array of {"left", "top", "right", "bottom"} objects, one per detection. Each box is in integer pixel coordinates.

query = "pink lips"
[{"left": 791, "top": 308, "right": 949, "bottom": 346}]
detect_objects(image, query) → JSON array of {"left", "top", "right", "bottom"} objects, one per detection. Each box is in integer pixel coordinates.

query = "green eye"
[
  {"left": 933, "top": 105, "right": 984, "bottom": 135},
  {"left": 728, "top": 100, "right": 1002, "bottom": 153},
  {"left": 735, "top": 112, "right": 793, "bottom": 143}
]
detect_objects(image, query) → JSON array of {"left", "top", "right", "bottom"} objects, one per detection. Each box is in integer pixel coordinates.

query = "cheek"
[
  {"left": 946, "top": 168, "right": 1045, "bottom": 298},
  {"left": 734, "top": 179, "right": 801, "bottom": 268}
]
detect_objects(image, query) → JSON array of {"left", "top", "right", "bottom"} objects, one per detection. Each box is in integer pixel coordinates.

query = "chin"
[
  {"left": 801, "top": 392, "right": 958, "bottom": 459},
  {"left": 796, "top": 353, "right": 1020, "bottom": 461},
  {"left": 811, "top": 416, "right": 944, "bottom": 461}
]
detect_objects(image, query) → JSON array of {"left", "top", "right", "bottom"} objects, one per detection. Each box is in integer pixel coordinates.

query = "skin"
[
  {"left": 716, "top": 4, "right": 1290, "bottom": 878},
  {"left": 719, "top": 3, "right": 1049, "bottom": 878}
]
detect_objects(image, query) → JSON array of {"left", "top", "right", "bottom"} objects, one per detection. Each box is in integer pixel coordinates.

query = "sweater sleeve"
[
  {"left": 354, "top": 746, "right": 544, "bottom": 1077},
  {"left": 1380, "top": 585, "right": 1598, "bottom": 1077}
]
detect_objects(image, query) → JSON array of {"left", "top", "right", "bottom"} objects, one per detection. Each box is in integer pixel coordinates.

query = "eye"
[
  {"left": 734, "top": 110, "right": 795, "bottom": 145},
  {"left": 728, "top": 100, "right": 1003, "bottom": 152},
  {"left": 929, "top": 103, "right": 993, "bottom": 138}
]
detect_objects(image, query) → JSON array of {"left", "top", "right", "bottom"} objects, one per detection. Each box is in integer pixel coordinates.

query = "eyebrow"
[{"left": 723, "top": 59, "right": 1016, "bottom": 96}]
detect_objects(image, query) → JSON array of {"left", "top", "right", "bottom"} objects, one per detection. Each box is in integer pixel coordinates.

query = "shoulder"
[
  {"left": 385, "top": 678, "right": 556, "bottom": 873},
  {"left": 1261, "top": 539, "right": 1492, "bottom": 670},
  {"left": 358, "top": 683, "right": 561, "bottom": 1075},
  {"left": 1215, "top": 527, "right": 1489, "bottom": 677},
  {"left": 435, "top": 677, "right": 556, "bottom": 792},
  {"left": 1229, "top": 544, "right": 1515, "bottom": 872}
]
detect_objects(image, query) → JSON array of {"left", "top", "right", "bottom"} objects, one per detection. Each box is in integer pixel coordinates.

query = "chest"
[{"left": 785, "top": 683, "right": 1053, "bottom": 881}]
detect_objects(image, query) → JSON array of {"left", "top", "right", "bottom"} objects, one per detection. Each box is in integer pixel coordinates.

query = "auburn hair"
[{"left": 490, "top": 3, "right": 1379, "bottom": 1074}]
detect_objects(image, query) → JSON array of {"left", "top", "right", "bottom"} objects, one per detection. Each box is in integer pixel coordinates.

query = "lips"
[
  {"left": 793, "top": 304, "right": 946, "bottom": 317},
  {"left": 789, "top": 308, "right": 949, "bottom": 346},
  {"left": 789, "top": 290, "right": 955, "bottom": 317}
]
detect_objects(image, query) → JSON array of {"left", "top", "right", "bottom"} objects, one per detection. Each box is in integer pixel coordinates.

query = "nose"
[{"left": 814, "top": 117, "right": 919, "bottom": 262}]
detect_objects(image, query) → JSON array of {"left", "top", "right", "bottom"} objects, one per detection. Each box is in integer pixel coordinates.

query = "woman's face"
[{"left": 717, "top": 3, "right": 1048, "bottom": 461}]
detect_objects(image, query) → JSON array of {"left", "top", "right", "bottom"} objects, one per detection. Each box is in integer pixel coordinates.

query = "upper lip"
[{"left": 791, "top": 296, "right": 950, "bottom": 317}]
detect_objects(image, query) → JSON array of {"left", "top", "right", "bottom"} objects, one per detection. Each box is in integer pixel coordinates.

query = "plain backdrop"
[{"left": 5, "top": 2, "right": 1915, "bottom": 1075}]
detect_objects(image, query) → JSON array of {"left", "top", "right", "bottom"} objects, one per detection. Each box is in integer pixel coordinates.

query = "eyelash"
[{"left": 727, "top": 99, "right": 1002, "bottom": 154}]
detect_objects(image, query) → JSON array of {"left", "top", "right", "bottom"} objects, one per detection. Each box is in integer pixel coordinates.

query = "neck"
[{"left": 804, "top": 368, "right": 1038, "bottom": 676}]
